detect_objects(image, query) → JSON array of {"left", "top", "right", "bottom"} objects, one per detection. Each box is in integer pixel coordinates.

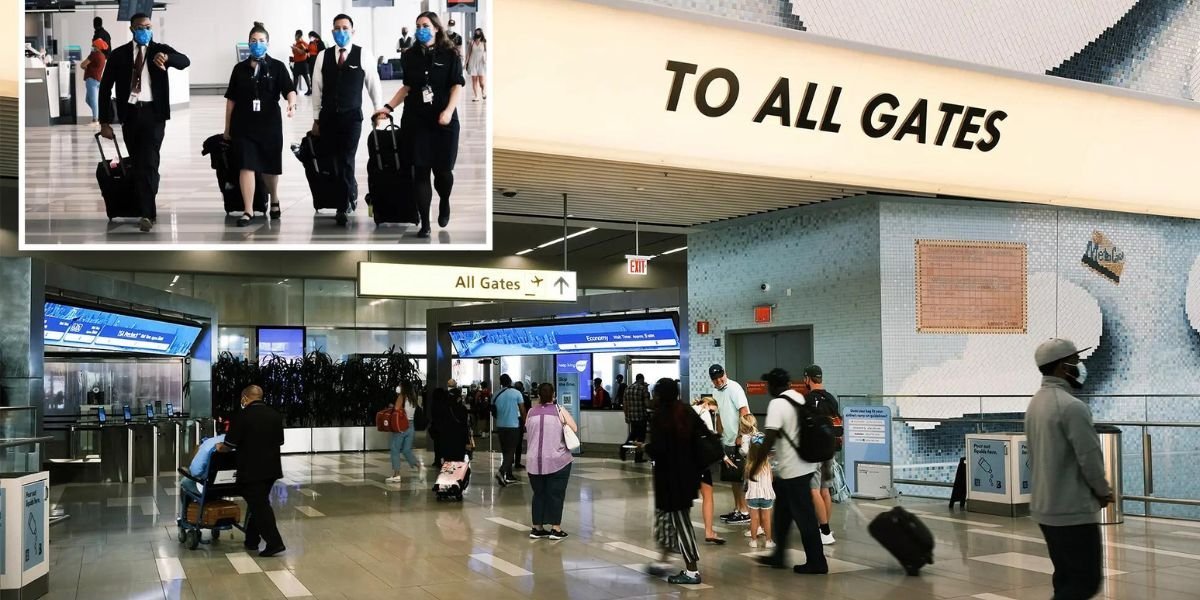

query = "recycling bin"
[
  {"left": 965, "top": 433, "right": 1031, "bottom": 517},
  {"left": 0, "top": 472, "right": 50, "bottom": 599}
]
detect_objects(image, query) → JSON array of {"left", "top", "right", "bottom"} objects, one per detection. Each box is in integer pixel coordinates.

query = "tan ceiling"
[{"left": 493, "top": 149, "right": 885, "bottom": 227}]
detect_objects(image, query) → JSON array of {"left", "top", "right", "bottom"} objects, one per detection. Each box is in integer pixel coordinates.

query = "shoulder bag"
[{"left": 558, "top": 406, "right": 581, "bottom": 451}]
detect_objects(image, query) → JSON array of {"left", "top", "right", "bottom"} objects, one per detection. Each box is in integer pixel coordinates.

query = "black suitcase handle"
[
  {"left": 94, "top": 132, "right": 125, "bottom": 163},
  {"left": 369, "top": 115, "right": 402, "bottom": 171}
]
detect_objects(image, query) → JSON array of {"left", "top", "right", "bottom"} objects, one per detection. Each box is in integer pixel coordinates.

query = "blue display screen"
[
  {"left": 44, "top": 302, "right": 202, "bottom": 356},
  {"left": 258, "top": 328, "right": 305, "bottom": 363},
  {"left": 557, "top": 354, "right": 593, "bottom": 400},
  {"left": 450, "top": 316, "right": 680, "bottom": 357}
]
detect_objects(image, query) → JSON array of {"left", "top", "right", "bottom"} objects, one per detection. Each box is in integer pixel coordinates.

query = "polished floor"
[
  {"left": 23, "top": 81, "right": 488, "bottom": 247},
  {"left": 45, "top": 445, "right": 1200, "bottom": 600}
]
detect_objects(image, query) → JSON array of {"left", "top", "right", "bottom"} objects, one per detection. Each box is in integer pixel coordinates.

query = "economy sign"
[{"left": 358, "top": 263, "right": 578, "bottom": 302}]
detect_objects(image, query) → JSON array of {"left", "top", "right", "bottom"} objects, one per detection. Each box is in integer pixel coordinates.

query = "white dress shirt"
[
  {"left": 134, "top": 44, "right": 154, "bottom": 102},
  {"left": 310, "top": 45, "right": 383, "bottom": 115}
]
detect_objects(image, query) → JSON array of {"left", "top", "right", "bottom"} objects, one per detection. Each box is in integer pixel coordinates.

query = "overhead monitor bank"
[
  {"left": 449, "top": 315, "right": 681, "bottom": 357},
  {"left": 43, "top": 301, "right": 202, "bottom": 357}
]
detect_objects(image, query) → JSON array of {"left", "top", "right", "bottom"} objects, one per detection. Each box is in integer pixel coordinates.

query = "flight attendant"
[
  {"left": 223, "top": 22, "right": 298, "bottom": 226},
  {"left": 373, "top": 12, "right": 465, "bottom": 238}
]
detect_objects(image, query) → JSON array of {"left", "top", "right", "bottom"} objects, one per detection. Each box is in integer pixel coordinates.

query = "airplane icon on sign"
[{"left": 531, "top": 276, "right": 543, "bottom": 287}]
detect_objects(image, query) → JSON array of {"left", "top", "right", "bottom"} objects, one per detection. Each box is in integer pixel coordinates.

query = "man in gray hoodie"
[{"left": 1025, "top": 339, "right": 1113, "bottom": 600}]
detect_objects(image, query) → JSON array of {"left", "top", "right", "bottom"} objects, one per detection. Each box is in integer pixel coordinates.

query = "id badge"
[
  {"left": 127, "top": 93, "right": 138, "bottom": 105},
  {"left": 422, "top": 86, "right": 434, "bottom": 105},
  {"left": 252, "top": 99, "right": 262, "bottom": 112}
]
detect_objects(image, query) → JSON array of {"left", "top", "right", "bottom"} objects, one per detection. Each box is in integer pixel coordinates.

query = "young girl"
[
  {"left": 737, "top": 414, "right": 763, "bottom": 539},
  {"left": 743, "top": 433, "right": 776, "bottom": 549}
]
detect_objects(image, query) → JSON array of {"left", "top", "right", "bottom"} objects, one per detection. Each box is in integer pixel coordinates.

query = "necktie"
[
  {"left": 338, "top": 49, "right": 346, "bottom": 66},
  {"left": 131, "top": 46, "right": 145, "bottom": 95}
]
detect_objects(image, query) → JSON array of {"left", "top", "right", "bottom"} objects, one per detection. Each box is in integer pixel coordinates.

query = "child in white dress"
[{"left": 743, "top": 433, "right": 776, "bottom": 548}]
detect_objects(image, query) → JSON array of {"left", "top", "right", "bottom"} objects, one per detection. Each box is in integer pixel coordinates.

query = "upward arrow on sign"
[{"left": 554, "top": 277, "right": 570, "bottom": 294}]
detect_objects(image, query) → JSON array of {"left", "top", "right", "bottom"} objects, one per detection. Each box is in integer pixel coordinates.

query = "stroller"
[{"left": 176, "top": 450, "right": 245, "bottom": 550}]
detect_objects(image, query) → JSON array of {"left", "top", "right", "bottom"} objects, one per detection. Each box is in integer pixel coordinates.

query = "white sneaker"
[
  {"left": 821, "top": 532, "right": 836, "bottom": 545},
  {"left": 744, "top": 530, "right": 753, "bottom": 538},
  {"left": 385, "top": 476, "right": 402, "bottom": 483},
  {"left": 749, "top": 539, "right": 760, "bottom": 548},
  {"left": 765, "top": 541, "right": 777, "bottom": 549}
]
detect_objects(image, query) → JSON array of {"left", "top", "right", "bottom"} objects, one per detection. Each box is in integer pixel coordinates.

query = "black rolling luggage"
[
  {"left": 94, "top": 133, "right": 139, "bottom": 221},
  {"left": 366, "top": 116, "right": 419, "bottom": 226},
  {"left": 292, "top": 132, "right": 349, "bottom": 213},
  {"left": 868, "top": 506, "right": 935, "bottom": 576},
  {"left": 201, "top": 134, "right": 268, "bottom": 215}
]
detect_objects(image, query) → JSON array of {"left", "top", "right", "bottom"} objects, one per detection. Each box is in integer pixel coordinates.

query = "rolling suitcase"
[
  {"left": 94, "top": 133, "right": 139, "bottom": 220},
  {"left": 201, "top": 134, "right": 268, "bottom": 215},
  {"left": 366, "top": 116, "right": 419, "bottom": 226},
  {"left": 868, "top": 506, "right": 935, "bottom": 576},
  {"left": 292, "top": 132, "right": 350, "bottom": 214},
  {"left": 433, "top": 457, "right": 471, "bottom": 501},
  {"left": 378, "top": 63, "right": 394, "bottom": 80}
]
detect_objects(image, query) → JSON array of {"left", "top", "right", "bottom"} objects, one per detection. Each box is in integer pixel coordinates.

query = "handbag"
[
  {"left": 719, "top": 448, "right": 745, "bottom": 483},
  {"left": 559, "top": 406, "right": 581, "bottom": 451},
  {"left": 694, "top": 426, "right": 725, "bottom": 468}
]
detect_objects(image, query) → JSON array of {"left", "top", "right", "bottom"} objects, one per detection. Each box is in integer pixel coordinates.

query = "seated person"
[{"left": 181, "top": 434, "right": 225, "bottom": 515}]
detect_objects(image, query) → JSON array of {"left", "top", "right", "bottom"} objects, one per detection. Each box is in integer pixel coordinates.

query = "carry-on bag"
[
  {"left": 201, "top": 134, "right": 268, "bottom": 215},
  {"left": 292, "top": 132, "right": 349, "bottom": 213},
  {"left": 868, "top": 506, "right": 935, "bottom": 576},
  {"left": 365, "top": 116, "right": 419, "bottom": 225},
  {"left": 185, "top": 500, "right": 242, "bottom": 527},
  {"left": 375, "top": 407, "right": 408, "bottom": 433},
  {"left": 433, "top": 457, "right": 471, "bottom": 501},
  {"left": 95, "top": 132, "right": 139, "bottom": 220}
]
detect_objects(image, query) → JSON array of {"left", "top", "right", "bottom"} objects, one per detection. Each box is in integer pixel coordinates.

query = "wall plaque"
[
  {"left": 916, "top": 240, "right": 1027, "bottom": 334},
  {"left": 1081, "top": 231, "right": 1124, "bottom": 284}
]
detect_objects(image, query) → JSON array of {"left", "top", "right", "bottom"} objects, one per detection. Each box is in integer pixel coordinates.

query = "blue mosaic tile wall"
[
  {"left": 686, "top": 198, "right": 882, "bottom": 399},
  {"left": 639, "top": 0, "right": 1200, "bottom": 101}
]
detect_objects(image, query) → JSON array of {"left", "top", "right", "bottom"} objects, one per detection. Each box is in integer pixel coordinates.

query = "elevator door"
[{"left": 729, "top": 328, "right": 813, "bottom": 414}]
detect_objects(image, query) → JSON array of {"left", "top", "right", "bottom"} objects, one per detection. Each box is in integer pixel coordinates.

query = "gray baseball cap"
[{"left": 1034, "top": 338, "right": 1091, "bottom": 367}]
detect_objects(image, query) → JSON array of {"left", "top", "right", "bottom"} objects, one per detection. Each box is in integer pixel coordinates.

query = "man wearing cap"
[
  {"left": 801, "top": 365, "right": 841, "bottom": 545},
  {"left": 1026, "top": 339, "right": 1112, "bottom": 600},
  {"left": 709, "top": 364, "right": 751, "bottom": 524}
]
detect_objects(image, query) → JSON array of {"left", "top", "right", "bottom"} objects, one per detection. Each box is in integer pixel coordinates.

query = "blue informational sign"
[
  {"left": 450, "top": 317, "right": 680, "bottom": 358},
  {"left": 555, "top": 364, "right": 582, "bottom": 455},
  {"left": 22, "top": 482, "right": 44, "bottom": 571},
  {"left": 971, "top": 439, "right": 1008, "bottom": 494},
  {"left": 257, "top": 328, "right": 305, "bottom": 363},
  {"left": 557, "top": 354, "right": 593, "bottom": 401},
  {"left": 843, "top": 406, "right": 892, "bottom": 495},
  {"left": 43, "top": 302, "right": 202, "bottom": 356},
  {"left": 1019, "top": 440, "right": 1032, "bottom": 494}
]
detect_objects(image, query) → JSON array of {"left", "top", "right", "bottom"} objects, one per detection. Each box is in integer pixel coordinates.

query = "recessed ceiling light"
[
  {"left": 634, "top": 187, "right": 645, "bottom": 192},
  {"left": 516, "top": 248, "right": 535, "bottom": 256},
  {"left": 660, "top": 246, "right": 688, "bottom": 255}
]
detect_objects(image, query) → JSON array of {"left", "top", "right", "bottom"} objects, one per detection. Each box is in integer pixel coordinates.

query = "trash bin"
[{"left": 1095, "top": 424, "right": 1123, "bottom": 525}]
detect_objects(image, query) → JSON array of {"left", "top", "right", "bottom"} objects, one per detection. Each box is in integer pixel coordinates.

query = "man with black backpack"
[
  {"left": 802, "top": 365, "right": 841, "bottom": 545},
  {"left": 749, "top": 368, "right": 830, "bottom": 575}
]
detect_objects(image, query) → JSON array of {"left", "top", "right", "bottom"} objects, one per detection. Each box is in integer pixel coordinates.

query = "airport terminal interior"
[{"left": 3, "top": 0, "right": 1200, "bottom": 599}]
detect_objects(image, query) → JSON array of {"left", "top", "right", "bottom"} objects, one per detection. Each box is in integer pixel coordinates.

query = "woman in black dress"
[
  {"left": 223, "top": 22, "right": 298, "bottom": 226},
  {"left": 373, "top": 12, "right": 465, "bottom": 238}
]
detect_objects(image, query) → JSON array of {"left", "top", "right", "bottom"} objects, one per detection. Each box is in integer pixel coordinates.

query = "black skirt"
[
  {"left": 402, "top": 112, "right": 460, "bottom": 170},
  {"left": 233, "top": 134, "right": 283, "bottom": 175}
]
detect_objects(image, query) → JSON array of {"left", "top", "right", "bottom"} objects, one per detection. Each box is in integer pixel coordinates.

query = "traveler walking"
[
  {"left": 446, "top": 19, "right": 464, "bottom": 50},
  {"left": 709, "top": 364, "right": 751, "bottom": 523},
  {"left": 692, "top": 397, "right": 727, "bottom": 545},
  {"left": 373, "top": 12, "right": 465, "bottom": 237},
  {"left": 80, "top": 39, "right": 108, "bottom": 123},
  {"left": 466, "top": 28, "right": 487, "bottom": 100},
  {"left": 305, "top": 32, "right": 324, "bottom": 96},
  {"left": 802, "top": 364, "right": 841, "bottom": 545},
  {"left": 386, "top": 384, "right": 420, "bottom": 482},
  {"left": 223, "top": 22, "right": 298, "bottom": 226},
  {"left": 471, "top": 379, "right": 492, "bottom": 439},
  {"left": 290, "top": 30, "right": 312, "bottom": 94},
  {"left": 429, "top": 386, "right": 472, "bottom": 467},
  {"left": 493, "top": 375, "right": 526, "bottom": 487},
  {"left": 751, "top": 368, "right": 828, "bottom": 574},
  {"left": 310, "top": 13, "right": 385, "bottom": 226},
  {"left": 92, "top": 16, "right": 111, "bottom": 56},
  {"left": 1026, "top": 339, "right": 1112, "bottom": 600},
  {"left": 620, "top": 374, "right": 650, "bottom": 462},
  {"left": 526, "top": 383, "right": 577, "bottom": 540},
  {"left": 219, "top": 385, "right": 286, "bottom": 557},
  {"left": 98, "top": 12, "right": 191, "bottom": 233},
  {"left": 643, "top": 379, "right": 708, "bottom": 585},
  {"left": 514, "top": 381, "right": 529, "bottom": 471},
  {"left": 744, "top": 433, "right": 776, "bottom": 549}
]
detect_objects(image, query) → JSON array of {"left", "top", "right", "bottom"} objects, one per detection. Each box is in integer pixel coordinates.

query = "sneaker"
[
  {"left": 138, "top": 218, "right": 154, "bottom": 232},
  {"left": 495, "top": 473, "right": 508, "bottom": 488},
  {"left": 725, "top": 512, "right": 751, "bottom": 524},
  {"left": 384, "top": 476, "right": 402, "bottom": 483},
  {"left": 765, "top": 541, "right": 777, "bottom": 549},
  {"left": 504, "top": 476, "right": 519, "bottom": 485},
  {"left": 749, "top": 539, "right": 760, "bottom": 548},
  {"left": 744, "top": 530, "right": 753, "bottom": 538},
  {"left": 667, "top": 571, "right": 702, "bottom": 585},
  {"left": 548, "top": 529, "right": 569, "bottom": 540},
  {"left": 719, "top": 510, "right": 740, "bottom": 522},
  {"left": 821, "top": 532, "right": 836, "bottom": 545},
  {"left": 529, "top": 529, "right": 549, "bottom": 539}
]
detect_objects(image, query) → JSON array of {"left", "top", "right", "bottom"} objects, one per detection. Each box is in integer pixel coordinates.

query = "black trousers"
[
  {"left": 241, "top": 479, "right": 283, "bottom": 548},
  {"left": 121, "top": 104, "right": 166, "bottom": 220},
  {"left": 497, "top": 427, "right": 520, "bottom": 479},
  {"left": 771, "top": 473, "right": 827, "bottom": 569},
  {"left": 414, "top": 165, "right": 454, "bottom": 227},
  {"left": 530, "top": 463, "right": 572, "bottom": 526},
  {"left": 621, "top": 421, "right": 646, "bottom": 461},
  {"left": 320, "top": 109, "right": 362, "bottom": 210},
  {"left": 1040, "top": 523, "right": 1103, "bottom": 600}
]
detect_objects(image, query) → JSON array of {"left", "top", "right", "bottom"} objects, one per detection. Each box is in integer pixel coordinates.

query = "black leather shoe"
[
  {"left": 437, "top": 198, "right": 450, "bottom": 227},
  {"left": 335, "top": 211, "right": 348, "bottom": 227},
  {"left": 793, "top": 564, "right": 829, "bottom": 575},
  {"left": 416, "top": 226, "right": 430, "bottom": 238},
  {"left": 244, "top": 541, "right": 260, "bottom": 551},
  {"left": 259, "top": 545, "right": 286, "bottom": 557},
  {"left": 139, "top": 218, "right": 154, "bottom": 232}
]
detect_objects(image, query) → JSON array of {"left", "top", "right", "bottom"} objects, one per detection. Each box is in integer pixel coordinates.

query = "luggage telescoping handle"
[
  {"left": 94, "top": 131, "right": 125, "bottom": 163},
  {"left": 371, "top": 114, "right": 402, "bottom": 171}
]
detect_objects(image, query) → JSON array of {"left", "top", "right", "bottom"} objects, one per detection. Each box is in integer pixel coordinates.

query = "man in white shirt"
[
  {"left": 709, "top": 364, "right": 751, "bottom": 524},
  {"left": 753, "top": 368, "right": 828, "bottom": 575},
  {"left": 311, "top": 13, "right": 385, "bottom": 227}
]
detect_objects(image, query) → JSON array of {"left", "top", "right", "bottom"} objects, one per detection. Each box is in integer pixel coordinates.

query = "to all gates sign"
[{"left": 358, "top": 263, "right": 578, "bottom": 302}]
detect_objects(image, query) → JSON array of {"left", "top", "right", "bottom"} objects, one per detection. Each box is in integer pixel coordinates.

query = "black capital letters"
[
  {"left": 861, "top": 93, "right": 900, "bottom": 138},
  {"left": 954, "top": 106, "right": 988, "bottom": 150},
  {"left": 664, "top": 60, "right": 699, "bottom": 112},
  {"left": 934, "top": 102, "right": 965, "bottom": 146},
  {"left": 695, "top": 68, "right": 740, "bottom": 117},
  {"left": 977, "top": 110, "right": 1008, "bottom": 152},
  {"left": 753, "top": 77, "right": 791, "bottom": 126},
  {"left": 820, "top": 86, "right": 843, "bottom": 133},
  {"left": 893, "top": 98, "right": 929, "bottom": 144},
  {"left": 795, "top": 82, "right": 820, "bottom": 130}
]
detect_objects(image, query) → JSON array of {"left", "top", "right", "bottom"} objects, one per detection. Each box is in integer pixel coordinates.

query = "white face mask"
[{"left": 1073, "top": 362, "right": 1088, "bottom": 385}]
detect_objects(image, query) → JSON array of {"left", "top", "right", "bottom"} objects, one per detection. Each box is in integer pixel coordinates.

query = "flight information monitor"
[
  {"left": 450, "top": 315, "right": 680, "bottom": 357},
  {"left": 43, "top": 301, "right": 202, "bottom": 357}
]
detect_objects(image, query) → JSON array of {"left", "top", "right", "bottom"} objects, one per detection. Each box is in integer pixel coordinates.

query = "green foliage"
[{"left": 212, "top": 346, "right": 423, "bottom": 427}]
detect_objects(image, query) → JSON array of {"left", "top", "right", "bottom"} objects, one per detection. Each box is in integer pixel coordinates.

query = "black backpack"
[{"left": 779, "top": 394, "right": 837, "bottom": 463}]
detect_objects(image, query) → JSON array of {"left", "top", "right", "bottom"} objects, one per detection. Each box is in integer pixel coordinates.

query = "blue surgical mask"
[
  {"left": 249, "top": 41, "right": 268, "bottom": 59},
  {"left": 132, "top": 29, "right": 152, "bottom": 46},
  {"left": 415, "top": 27, "right": 433, "bottom": 44},
  {"left": 332, "top": 29, "right": 351, "bottom": 48}
]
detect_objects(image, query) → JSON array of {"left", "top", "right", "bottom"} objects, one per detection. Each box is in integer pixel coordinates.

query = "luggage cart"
[{"left": 176, "top": 450, "right": 245, "bottom": 550}]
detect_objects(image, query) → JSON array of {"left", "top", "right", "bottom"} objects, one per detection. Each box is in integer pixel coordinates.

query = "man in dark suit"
[
  {"left": 98, "top": 13, "right": 190, "bottom": 233},
  {"left": 220, "top": 385, "right": 286, "bottom": 557}
]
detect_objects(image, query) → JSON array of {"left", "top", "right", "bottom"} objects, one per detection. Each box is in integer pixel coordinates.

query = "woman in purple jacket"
[{"left": 525, "top": 382, "right": 579, "bottom": 540}]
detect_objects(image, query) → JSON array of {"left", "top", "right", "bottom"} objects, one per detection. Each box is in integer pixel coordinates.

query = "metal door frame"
[{"left": 723, "top": 325, "right": 815, "bottom": 384}]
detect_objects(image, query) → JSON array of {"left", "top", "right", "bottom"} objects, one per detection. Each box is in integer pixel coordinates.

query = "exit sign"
[
  {"left": 754, "top": 305, "right": 773, "bottom": 324},
  {"left": 626, "top": 255, "right": 651, "bottom": 276}
]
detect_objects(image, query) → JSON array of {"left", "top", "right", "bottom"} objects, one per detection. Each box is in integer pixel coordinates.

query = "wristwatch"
[{"left": 383, "top": 103, "right": 394, "bottom": 112}]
